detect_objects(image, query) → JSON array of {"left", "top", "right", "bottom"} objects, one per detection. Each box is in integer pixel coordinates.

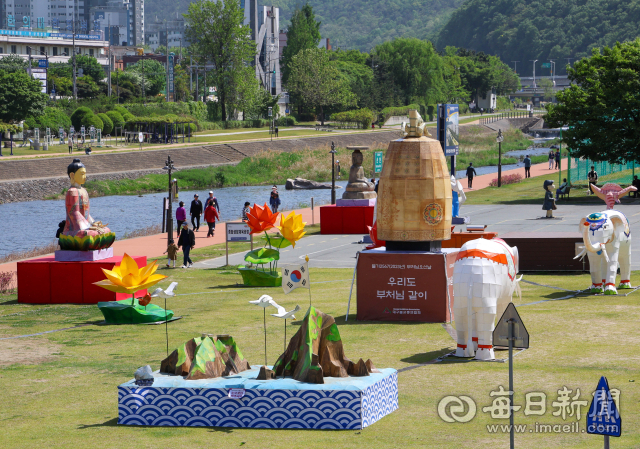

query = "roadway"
[{"left": 193, "top": 203, "right": 640, "bottom": 270}]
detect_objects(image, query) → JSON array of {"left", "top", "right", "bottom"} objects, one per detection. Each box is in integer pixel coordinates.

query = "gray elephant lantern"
[{"left": 575, "top": 211, "right": 632, "bottom": 295}]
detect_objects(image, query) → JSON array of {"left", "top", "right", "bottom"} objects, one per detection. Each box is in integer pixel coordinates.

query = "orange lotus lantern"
[{"left": 246, "top": 203, "right": 279, "bottom": 234}]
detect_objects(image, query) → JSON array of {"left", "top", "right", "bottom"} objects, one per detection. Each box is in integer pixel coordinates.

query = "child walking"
[{"left": 164, "top": 239, "right": 179, "bottom": 268}]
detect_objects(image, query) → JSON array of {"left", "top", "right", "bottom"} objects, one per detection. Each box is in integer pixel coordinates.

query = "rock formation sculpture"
[{"left": 273, "top": 306, "right": 378, "bottom": 383}]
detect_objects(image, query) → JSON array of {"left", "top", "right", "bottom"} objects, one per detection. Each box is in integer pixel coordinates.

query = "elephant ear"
[{"left": 610, "top": 215, "right": 630, "bottom": 237}]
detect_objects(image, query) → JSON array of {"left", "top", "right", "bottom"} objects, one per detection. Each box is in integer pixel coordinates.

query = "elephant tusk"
[
  {"left": 600, "top": 246, "right": 610, "bottom": 263},
  {"left": 574, "top": 246, "right": 587, "bottom": 260}
]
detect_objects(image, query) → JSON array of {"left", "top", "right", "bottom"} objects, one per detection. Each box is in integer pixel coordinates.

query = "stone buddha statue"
[
  {"left": 342, "top": 146, "right": 376, "bottom": 200},
  {"left": 59, "top": 158, "right": 115, "bottom": 251}
]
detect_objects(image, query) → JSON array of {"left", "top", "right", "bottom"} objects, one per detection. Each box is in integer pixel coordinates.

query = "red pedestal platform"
[
  {"left": 356, "top": 249, "right": 457, "bottom": 322},
  {"left": 17, "top": 255, "right": 148, "bottom": 304},
  {"left": 320, "top": 205, "right": 374, "bottom": 234}
]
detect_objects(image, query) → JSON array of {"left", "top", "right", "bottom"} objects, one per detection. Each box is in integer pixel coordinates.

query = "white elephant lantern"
[
  {"left": 575, "top": 211, "right": 632, "bottom": 294},
  {"left": 453, "top": 238, "right": 520, "bottom": 361}
]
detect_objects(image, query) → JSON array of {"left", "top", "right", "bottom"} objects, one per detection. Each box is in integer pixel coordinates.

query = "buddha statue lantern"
[
  {"left": 342, "top": 146, "right": 376, "bottom": 200},
  {"left": 58, "top": 158, "right": 116, "bottom": 251},
  {"left": 376, "top": 110, "right": 452, "bottom": 251}
]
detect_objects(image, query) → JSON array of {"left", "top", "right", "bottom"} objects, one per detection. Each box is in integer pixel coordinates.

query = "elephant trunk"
[{"left": 581, "top": 222, "right": 610, "bottom": 263}]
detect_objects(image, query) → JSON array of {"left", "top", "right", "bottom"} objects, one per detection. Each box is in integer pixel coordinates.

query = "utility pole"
[
  {"left": 511, "top": 60, "right": 519, "bottom": 74},
  {"left": 565, "top": 57, "right": 573, "bottom": 75},
  {"left": 189, "top": 54, "right": 192, "bottom": 94},
  {"left": 203, "top": 66, "right": 207, "bottom": 102},
  {"left": 195, "top": 63, "right": 199, "bottom": 101},
  {"left": 107, "top": 17, "right": 112, "bottom": 97},
  {"left": 530, "top": 59, "right": 538, "bottom": 89},
  {"left": 73, "top": 19, "right": 77, "bottom": 100},
  {"left": 27, "top": 46, "right": 32, "bottom": 77},
  {"left": 165, "top": 22, "right": 169, "bottom": 102}
]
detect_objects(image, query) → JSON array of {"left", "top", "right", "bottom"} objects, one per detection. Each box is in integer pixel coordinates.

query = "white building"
[{"left": 0, "top": 31, "right": 108, "bottom": 64}]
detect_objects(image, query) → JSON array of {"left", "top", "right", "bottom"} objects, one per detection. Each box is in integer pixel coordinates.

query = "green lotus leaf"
[
  {"left": 244, "top": 248, "right": 280, "bottom": 264},
  {"left": 260, "top": 234, "right": 292, "bottom": 249}
]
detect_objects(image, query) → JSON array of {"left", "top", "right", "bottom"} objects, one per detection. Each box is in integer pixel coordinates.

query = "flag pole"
[{"left": 305, "top": 255, "right": 311, "bottom": 307}]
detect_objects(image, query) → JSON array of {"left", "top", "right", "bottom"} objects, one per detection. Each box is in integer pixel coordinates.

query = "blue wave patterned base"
[{"left": 117, "top": 369, "right": 398, "bottom": 429}]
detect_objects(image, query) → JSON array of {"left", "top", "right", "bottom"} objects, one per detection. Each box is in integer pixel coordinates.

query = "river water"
[
  {"left": 2, "top": 144, "right": 557, "bottom": 258},
  {"left": 0, "top": 181, "right": 349, "bottom": 258}
]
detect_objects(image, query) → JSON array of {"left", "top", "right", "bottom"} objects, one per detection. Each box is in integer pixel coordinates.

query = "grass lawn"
[
  {"left": 1, "top": 267, "right": 639, "bottom": 448},
  {"left": 466, "top": 169, "right": 640, "bottom": 205}
]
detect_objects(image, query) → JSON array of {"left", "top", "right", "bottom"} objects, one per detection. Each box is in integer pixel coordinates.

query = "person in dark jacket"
[
  {"left": 555, "top": 149, "right": 561, "bottom": 169},
  {"left": 190, "top": 194, "right": 203, "bottom": 231},
  {"left": 523, "top": 155, "right": 531, "bottom": 178},
  {"left": 177, "top": 222, "right": 196, "bottom": 268},
  {"left": 466, "top": 163, "right": 477, "bottom": 189}
]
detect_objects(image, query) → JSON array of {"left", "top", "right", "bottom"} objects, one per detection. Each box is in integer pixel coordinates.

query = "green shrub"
[
  {"left": 106, "top": 110, "right": 125, "bottom": 129},
  {"left": 459, "top": 103, "right": 470, "bottom": 114},
  {"left": 332, "top": 108, "right": 375, "bottom": 129},
  {"left": 112, "top": 105, "right": 130, "bottom": 117},
  {"left": 122, "top": 112, "right": 135, "bottom": 122},
  {"left": 37, "top": 107, "right": 72, "bottom": 132},
  {"left": 70, "top": 106, "right": 94, "bottom": 129},
  {"left": 97, "top": 113, "right": 113, "bottom": 134},
  {"left": 380, "top": 104, "right": 420, "bottom": 124},
  {"left": 84, "top": 114, "right": 104, "bottom": 131},
  {"left": 275, "top": 116, "right": 297, "bottom": 126}
]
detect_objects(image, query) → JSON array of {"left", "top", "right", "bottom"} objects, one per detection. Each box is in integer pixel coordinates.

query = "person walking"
[
  {"left": 554, "top": 149, "right": 561, "bottom": 169},
  {"left": 632, "top": 175, "right": 640, "bottom": 198},
  {"left": 269, "top": 186, "right": 281, "bottom": 213},
  {"left": 204, "top": 201, "right": 220, "bottom": 237},
  {"left": 548, "top": 150, "right": 554, "bottom": 170},
  {"left": 177, "top": 222, "right": 195, "bottom": 268},
  {"left": 190, "top": 194, "right": 203, "bottom": 231},
  {"left": 466, "top": 163, "right": 477, "bottom": 189},
  {"left": 588, "top": 166, "right": 598, "bottom": 195},
  {"left": 205, "top": 191, "right": 220, "bottom": 229},
  {"left": 175, "top": 201, "right": 186, "bottom": 238},
  {"left": 164, "top": 239, "right": 179, "bottom": 268},
  {"left": 68, "top": 135, "right": 73, "bottom": 154},
  {"left": 274, "top": 126, "right": 279, "bottom": 137},
  {"left": 523, "top": 154, "right": 532, "bottom": 178}
]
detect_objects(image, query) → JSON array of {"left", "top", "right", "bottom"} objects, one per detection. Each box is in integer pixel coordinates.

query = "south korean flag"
[{"left": 281, "top": 262, "right": 310, "bottom": 294}]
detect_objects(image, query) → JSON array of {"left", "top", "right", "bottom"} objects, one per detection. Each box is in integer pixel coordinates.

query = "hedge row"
[{"left": 331, "top": 108, "right": 375, "bottom": 129}]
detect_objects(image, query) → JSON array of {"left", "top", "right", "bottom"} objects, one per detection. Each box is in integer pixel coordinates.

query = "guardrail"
[{"left": 479, "top": 111, "right": 545, "bottom": 125}]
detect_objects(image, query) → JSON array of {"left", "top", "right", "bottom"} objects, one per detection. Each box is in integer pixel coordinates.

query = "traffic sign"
[
  {"left": 38, "top": 59, "right": 48, "bottom": 68},
  {"left": 587, "top": 376, "right": 621, "bottom": 437},
  {"left": 541, "top": 63, "right": 551, "bottom": 68},
  {"left": 493, "top": 303, "right": 529, "bottom": 349},
  {"left": 374, "top": 151, "right": 383, "bottom": 174}
]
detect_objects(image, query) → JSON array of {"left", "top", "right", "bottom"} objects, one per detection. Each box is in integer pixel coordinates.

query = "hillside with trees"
[
  {"left": 145, "top": 0, "right": 466, "bottom": 51},
  {"left": 435, "top": 0, "right": 640, "bottom": 76}
]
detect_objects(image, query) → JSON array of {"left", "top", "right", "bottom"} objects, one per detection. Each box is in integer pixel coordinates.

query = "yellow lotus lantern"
[
  {"left": 277, "top": 211, "right": 307, "bottom": 248},
  {"left": 94, "top": 253, "right": 167, "bottom": 296}
]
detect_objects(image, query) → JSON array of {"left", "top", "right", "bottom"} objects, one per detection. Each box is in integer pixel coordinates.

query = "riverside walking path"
[{"left": 0, "top": 159, "right": 565, "bottom": 273}]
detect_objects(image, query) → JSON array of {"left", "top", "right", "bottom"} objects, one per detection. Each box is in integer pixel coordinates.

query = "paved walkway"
[
  {"left": 463, "top": 159, "right": 567, "bottom": 192},
  {"left": 0, "top": 206, "right": 320, "bottom": 272}
]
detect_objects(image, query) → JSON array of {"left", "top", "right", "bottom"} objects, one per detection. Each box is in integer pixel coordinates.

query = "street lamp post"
[
  {"left": 497, "top": 129, "right": 504, "bottom": 187},
  {"left": 163, "top": 156, "right": 176, "bottom": 244},
  {"left": 330, "top": 142, "right": 336, "bottom": 205},
  {"left": 530, "top": 59, "right": 538, "bottom": 89}
]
